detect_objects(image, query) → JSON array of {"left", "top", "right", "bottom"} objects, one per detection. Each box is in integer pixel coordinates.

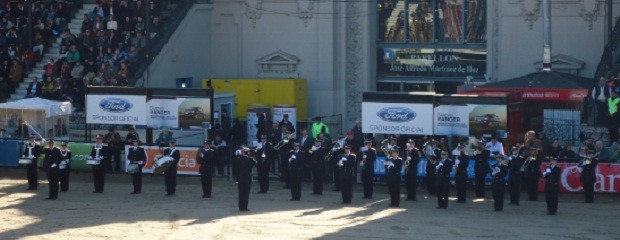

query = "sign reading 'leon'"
[
  {"left": 376, "top": 107, "right": 416, "bottom": 122},
  {"left": 99, "top": 98, "right": 133, "bottom": 113}
]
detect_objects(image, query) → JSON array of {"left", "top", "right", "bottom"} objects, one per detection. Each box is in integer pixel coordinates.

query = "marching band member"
[
  {"left": 524, "top": 147, "right": 542, "bottom": 201},
  {"left": 237, "top": 147, "right": 255, "bottom": 211},
  {"left": 197, "top": 140, "right": 216, "bottom": 198},
  {"left": 453, "top": 144, "right": 469, "bottom": 203},
  {"left": 361, "top": 139, "right": 377, "bottom": 199},
  {"left": 256, "top": 135, "right": 273, "bottom": 194},
  {"left": 435, "top": 150, "right": 454, "bottom": 209},
  {"left": 23, "top": 134, "right": 41, "bottom": 190},
  {"left": 405, "top": 139, "right": 420, "bottom": 201},
  {"left": 543, "top": 156, "right": 561, "bottom": 215},
  {"left": 485, "top": 136, "right": 505, "bottom": 158},
  {"left": 310, "top": 138, "right": 327, "bottom": 195},
  {"left": 278, "top": 127, "right": 293, "bottom": 188},
  {"left": 424, "top": 139, "right": 439, "bottom": 195},
  {"left": 127, "top": 138, "right": 146, "bottom": 194},
  {"left": 338, "top": 145, "right": 356, "bottom": 204},
  {"left": 42, "top": 139, "right": 62, "bottom": 200},
  {"left": 330, "top": 134, "right": 346, "bottom": 191},
  {"left": 212, "top": 133, "right": 227, "bottom": 177},
  {"left": 385, "top": 148, "right": 403, "bottom": 207},
  {"left": 288, "top": 142, "right": 304, "bottom": 201},
  {"left": 474, "top": 139, "right": 491, "bottom": 198},
  {"left": 508, "top": 145, "right": 527, "bottom": 206},
  {"left": 164, "top": 139, "right": 180, "bottom": 196},
  {"left": 90, "top": 134, "right": 110, "bottom": 193},
  {"left": 579, "top": 152, "right": 598, "bottom": 203},
  {"left": 59, "top": 141, "right": 71, "bottom": 192},
  {"left": 491, "top": 156, "right": 509, "bottom": 211}
]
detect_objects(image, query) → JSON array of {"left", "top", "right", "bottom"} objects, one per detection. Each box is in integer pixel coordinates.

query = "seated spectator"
[
  {"left": 613, "top": 145, "right": 620, "bottom": 162},
  {"left": 41, "top": 76, "right": 58, "bottom": 99},
  {"left": 81, "top": 14, "right": 93, "bottom": 33},
  {"left": 66, "top": 45, "right": 81, "bottom": 65},
  {"left": 25, "top": 77, "right": 42, "bottom": 98},
  {"left": 93, "top": 15, "right": 105, "bottom": 32},
  {"left": 594, "top": 140, "right": 612, "bottom": 162},
  {"left": 155, "top": 127, "right": 174, "bottom": 145},
  {"left": 59, "top": 81, "right": 75, "bottom": 102},
  {"left": 0, "top": 76, "right": 8, "bottom": 102},
  {"left": 44, "top": 59, "right": 56, "bottom": 78},
  {"left": 71, "top": 61, "right": 85, "bottom": 79},
  {"left": 8, "top": 58, "right": 23, "bottom": 92},
  {"left": 48, "top": 118, "right": 67, "bottom": 137},
  {"left": 107, "top": 15, "right": 118, "bottom": 30},
  {"left": 558, "top": 142, "right": 576, "bottom": 161}
]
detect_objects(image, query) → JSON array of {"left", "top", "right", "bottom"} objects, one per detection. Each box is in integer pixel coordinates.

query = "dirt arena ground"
[{"left": 1, "top": 168, "right": 619, "bottom": 240}]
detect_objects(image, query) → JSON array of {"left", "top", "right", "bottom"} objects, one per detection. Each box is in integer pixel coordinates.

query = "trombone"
[
  {"left": 273, "top": 133, "right": 294, "bottom": 150},
  {"left": 324, "top": 141, "right": 340, "bottom": 162}
]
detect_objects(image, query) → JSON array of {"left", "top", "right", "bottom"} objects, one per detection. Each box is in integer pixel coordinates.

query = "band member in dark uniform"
[
  {"left": 453, "top": 144, "right": 469, "bottom": 203},
  {"left": 90, "top": 134, "right": 110, "bottom": 193},
  {"left": 543, "top": 157, "right": 561, "bottom": 215},
  {"left": 405, "top": 139, "right": 420, "bottom": 201},
  {"left": 42, "top": 139, "right": 62, "bottom": 200},
  {"left": 212, "top": 134, "right": 228, "bottom": 177},
  {"left": 58, "top": 141, "right": 71, "bottom": 192},
  {"left": 579, "top": 152, "right": 598, "bottom": 203},
  {"left": 385, "top": 148, "right": 403, "bottom": 207},
  {"left": 197, "top": 140, "right": 216, "bottom": 198},
  {"left": 23, "top": 134, "right": 41, "bottom": 190},
  {"left": 127, "top": 138, "right": 146, "bottom": 194},
  {"left": 423, "top": 139, "right": 439, "bottom": 195},
  {"left": 491, "top": 157, "right": 509, "bottom": 211},
  {"left": 103, "top": 127, "right": 123, "bottom": 172},
  {"left": 277, "top": 127, "right": 293, "bottom": 188},
  {"left": 338, "top": 145, "right": 356, "bottom": 204},
  {"left": 164, "top": 139, "right": 181, "bottom": 196},
  {"left": 435, "top": 150, "right": 454, "bottom": 209},
  {"left": 361, "top": 139, "right": 377, "bottom": 199},
  {"left": 524, "top": 147, "right": 542, "bottom": 201},
  {"left": 508, "top": 146, "right": 526, "bottom": 205},
  {"left": 474, "top": 141, "right": 490, "bottom": 198},
  {"left": 256, "top": 135, "right": 273, "bottom": 193},
  {"left": 237, "top": 147, "right": 256, "bottom": 211},
  {"left": 329, "top": 134, "right": 345, "bottom": 191},
  {"left": 310, "top": 138, "right": 327, "bottom": 195},
  {"left": 288, "top": 142, "right": 304, "bottom": 201}
]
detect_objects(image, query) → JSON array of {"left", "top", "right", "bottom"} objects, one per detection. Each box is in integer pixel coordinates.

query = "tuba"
[{"left": 380, "top": 139, "right": 391, "bottom": 156}]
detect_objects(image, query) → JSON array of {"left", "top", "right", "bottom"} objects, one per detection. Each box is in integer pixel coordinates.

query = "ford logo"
[
  {"left": 99, "top": 98, "right": 133, "bottom": 113},
  {"left": 377, "top": 107, "right": 416, "bottom": 122}
]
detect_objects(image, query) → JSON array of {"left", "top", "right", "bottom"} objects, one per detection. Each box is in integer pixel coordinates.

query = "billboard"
[
  {"left": 434, "top": 104, "right": 508, "bottom": 137},
  {"left": 362, "top": 102, "right": 434, "bottom": 135},
  {"left": 86, "top": 95, "right": 147, "bottom": 125}
]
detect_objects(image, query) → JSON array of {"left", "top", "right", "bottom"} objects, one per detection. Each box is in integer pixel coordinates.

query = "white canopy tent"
[{"left": 0, "top": 98, "right": 72, "bottom": 139}]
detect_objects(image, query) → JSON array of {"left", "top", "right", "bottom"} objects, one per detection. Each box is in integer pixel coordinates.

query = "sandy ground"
[{"left": 1, "top": 168, "right": 619, "bottom": 240}]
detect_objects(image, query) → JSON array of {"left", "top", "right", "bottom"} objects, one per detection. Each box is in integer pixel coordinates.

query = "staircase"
[
  {"left": 9, "top": 3, "right": 97, "bottom": 101},
  {"left": 385, "top": 1, "right": 406, "bottom": 35}
]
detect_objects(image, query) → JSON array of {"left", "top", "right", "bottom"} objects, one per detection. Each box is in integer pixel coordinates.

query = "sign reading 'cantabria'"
[
  {"left": 86, "top": 95, "right": 147, "bottom": 125},
  {"left": 362, "top": 102, "right": 433, "bottom": 135}
]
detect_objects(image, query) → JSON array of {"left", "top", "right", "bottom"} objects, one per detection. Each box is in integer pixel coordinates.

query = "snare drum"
[
  {"left": 86, "top": 156, "right": 102, "bottom": 165},
  {"left": 18, "top": 158, "right": 33, "bottom": 165},
  {"left": 127, "top": 163, "right": 140, "bottom": 174},
  {"left": 153, "top": 156, "right": 174, "bottom": 174}
]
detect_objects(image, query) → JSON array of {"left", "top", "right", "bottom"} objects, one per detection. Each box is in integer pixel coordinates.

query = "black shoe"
[
  {"left": 240, "top": 209, "right": 250, "bottom": 212},
  {"left": 290, "top": 198, "right": 300, "bottom": 201},
  {"left": 257, "top": 191, "right": 267, "bottom": 194},
  {"left": 60, "top": 190, "right": 67, "bottom": 192},
  {"left": 495, "top": 209, "right": 502, "bottom": 212},
  {"left": 202, "top": 195, "right": 211, "bottom": 198},
  {"left": 407, "top": 198, "right": 416, "bottom": 201},
  {"left": 130, "top": 191, "right": 138, "bottom": 194},
  {"left": 547, "top": 212, "right": 556, "bottom": 215},
  {"left": 93, "top": 191, "right": 102, "bottom": 193},
  {"left": 389, "top": 204, "right": 399, "bottom": 208},
  {"left": 166, "top": 193, "right": 175, "bottom": 196},
  {"left": 45, "top": 197, "right": 57, "bottom": 200}
]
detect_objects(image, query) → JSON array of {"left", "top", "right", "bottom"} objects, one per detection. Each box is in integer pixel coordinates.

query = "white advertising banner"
[
  {"left": 86, "top": 95, "right": 147, "bottom": 125},
  {"left": 147, "top": 98, "right": 182, "bottom": 128},
  {"left": 362, "top": 102, "right": 433, "bottom": 135},
  {"left": 433, "top": 104, "right": 476, "bottom": 136}
]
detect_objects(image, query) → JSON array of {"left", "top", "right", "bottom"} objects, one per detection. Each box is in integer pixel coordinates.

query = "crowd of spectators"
[
  {"left": 0, "top": 0, "right": 77, "bottom": 102},
  {"left": 0, "top": 0, "right": 176, "bottom": 111}
]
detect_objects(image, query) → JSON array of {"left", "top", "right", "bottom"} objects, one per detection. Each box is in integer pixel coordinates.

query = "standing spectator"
[
  {"left": 0, "top": 76, "right": 8, "bottom": 101},
  {"left": 351, "top": 119, "right": 363, "bottom": 148},
  {"left": 594, "top": 140, "right": 611, "bottom": 162},
  {"left": 608, "top": 89, "right": 620, "bottom": 146},
  {"left": 558, "top": 142, "right": 576, "bottom": 161},
  {"left": 103, "top": 127, "right": 123, "bottom": 172},
  {"left": 8, "top": 58, "right": 22, "bottom": 92},
  {"left": 311, "top": 117, "right": 329, "bottom": 139},
  {"left": 591, "top": 77, "right": 612, "bottom": 126},
  {"left": 220, "top": 109, "right": 231, "bottom": 140}
]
